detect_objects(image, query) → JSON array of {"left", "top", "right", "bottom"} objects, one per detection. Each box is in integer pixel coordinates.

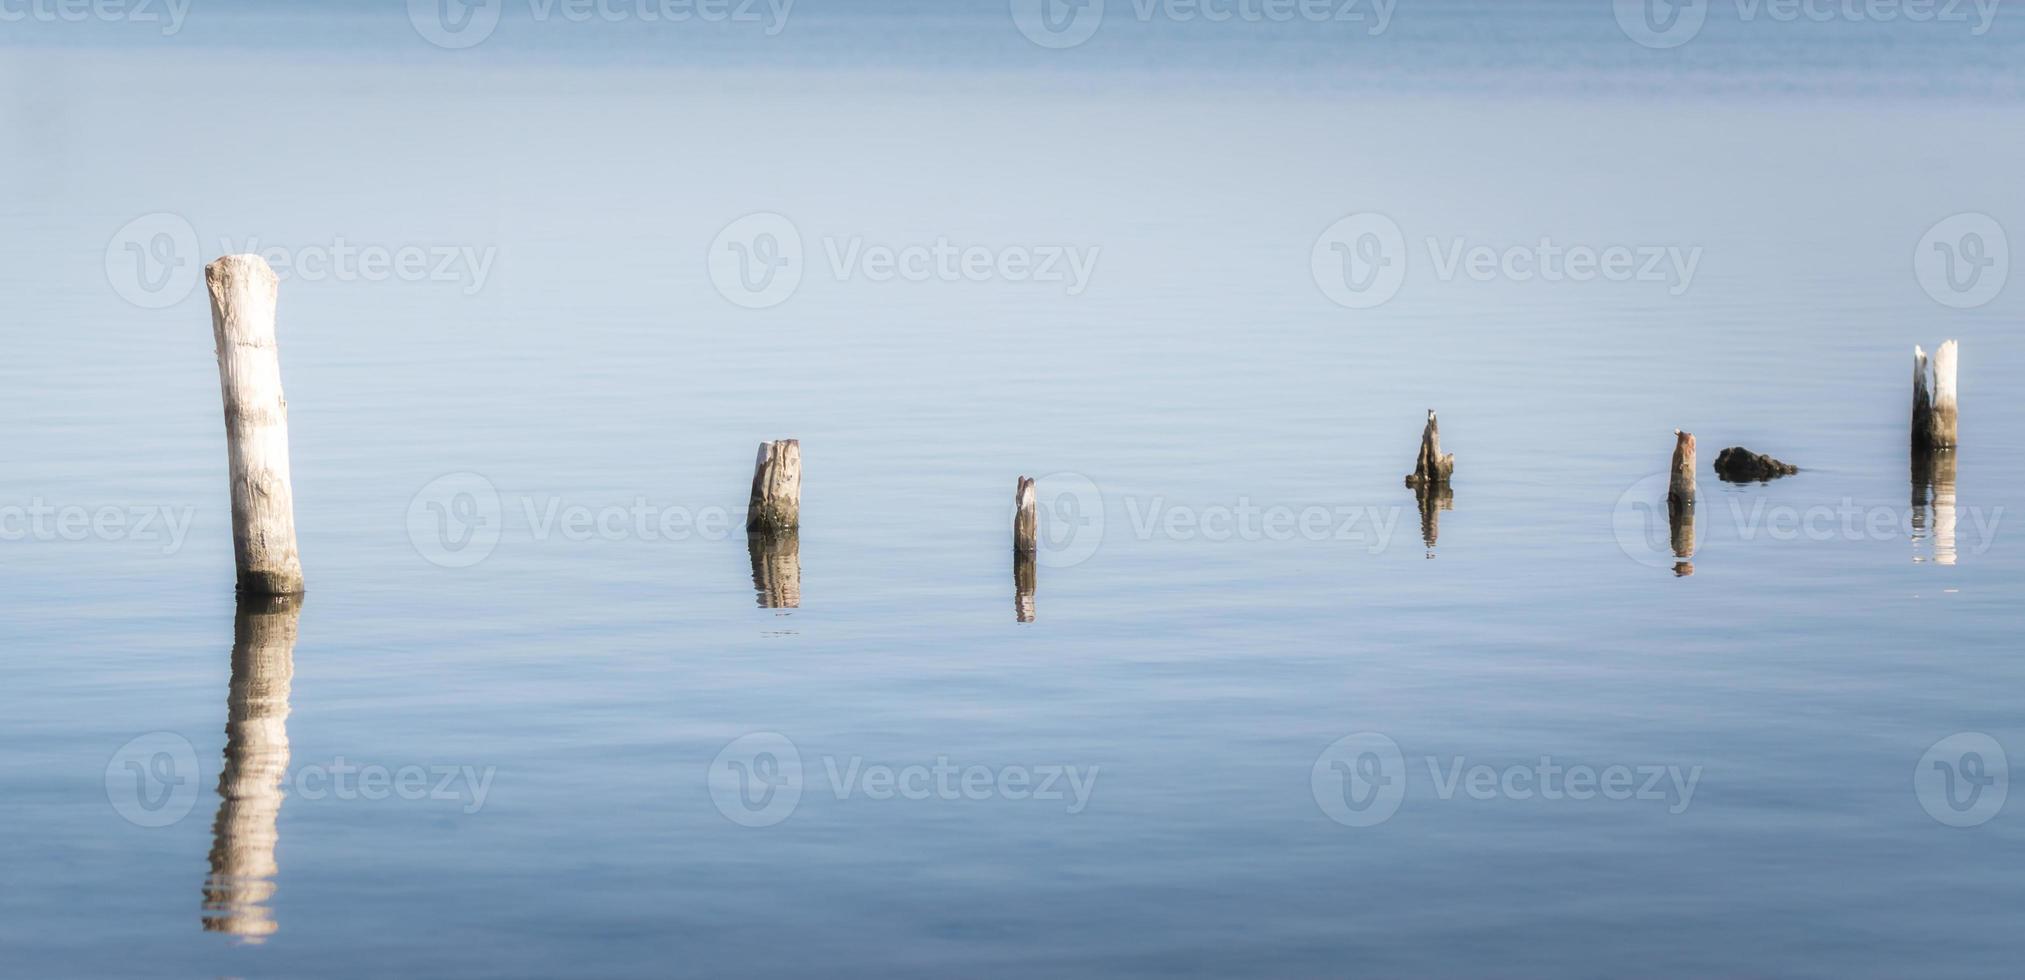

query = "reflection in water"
[
  {"left": 1014, "top": 550, "right": 1036, "bottom": 623},
  {"left": 748, "top": 530, "right": 801, "bottom": 608},
  {"left": 203, "top": 594, "right": 300, "bottom": 944},
  {"left": 1668, "top": 496, "right": 1695, "bottom": 578},
  {"left": 1911, "top": 449, "right": 1958, "bottom": 565},
  {"left": 1413, "top": 484, "right": 1453, "bottom": 558}
]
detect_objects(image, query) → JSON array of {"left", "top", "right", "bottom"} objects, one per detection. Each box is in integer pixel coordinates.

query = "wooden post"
[
  {"left": 1403, "top": 410, "right": 1454, "bottom": 488},
  {"left": 203, "top": 594, "right": 299, "bottom": 943},
  {"left": 746, "top": 440, "right": 801, "bottom": 531},
  {"left": 1914, "top": 341, "right": 1960, "bottom": 450},
  {"left": 207, "top": 256, "right": 304, "bottom": 596},
  {"left": 1014, "top": 477, "right": 1037, "bottom": 555},
  {"left": 747, "top": 529, "right": 801, "bottom": 609},
  {"left": 1668, "top": 429, "right": 1696, "bottom": 505},
  {"left": 1912, "top": 345, "right": 1934, "bottom": 449},
  {"left": 1931, "top": 340, "right": 1959, "bottom": 448},
  {"left": 1014, "top": 476, "right": 1037, "bottom": 622}
]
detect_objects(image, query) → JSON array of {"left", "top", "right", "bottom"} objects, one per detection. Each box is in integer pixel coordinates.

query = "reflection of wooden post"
[
  {"left": 203, "top": 594, "right": 300, "bottom": 944},
  {"left": 746, "top": 440, "right": 801, "bottom": 532},
  {"left": 1668, "top": 430, "right": 1696, "bottom": 505},
  {"left": 1413, "top": 484, "right": 1452, "bottom": 556},
  {"left": 1912, "top": 449, "right": 1959, "bottom": 566},
  {"left": 747, "top": 529, "right": 801, "bottom": 608},
  {"left": 1668, "top": 496, "right": 1695, "bottom": 578},
  {"left": 1914, "top": 341, "right": 1960, "bottom": 450},
  {"left": 1014, "top": 477, "right": 1037, "bottom": 622},
  {"left": 1014, "top": 551, "right": 1036, "bottom": 623},
  {"left": 206, "top": 256, "right": 304, "bottom": 596},
  {"left": 1403, "top": 411, "right": 1454, "bottom": 488}
]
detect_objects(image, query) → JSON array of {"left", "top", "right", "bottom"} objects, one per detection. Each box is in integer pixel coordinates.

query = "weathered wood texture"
[
  {"left": 1404, "top": 411, "right": 1455, "bottom": 488},
  {"left": 746, "top": 440, "right": 802, "bottom": 531},
  {"left": 1913, "top": 341, "right": 1960, "bottom": 450},
  {"left": 207, "top": 256, "right": 304, "bottom": 596},
  {"left": 1014, "top": 476, "right": 1037, "bottom": 554},
  {"left": 203, "top": 594, "right": 299, "bottom": 943},
  {"left": 1668, "top": 429, "right": 1696, "bottom": 504}
]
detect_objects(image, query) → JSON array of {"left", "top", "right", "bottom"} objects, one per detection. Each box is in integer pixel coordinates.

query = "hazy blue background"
[{"left": 3, "top": 1, "right": 2023, "bottom": 976}]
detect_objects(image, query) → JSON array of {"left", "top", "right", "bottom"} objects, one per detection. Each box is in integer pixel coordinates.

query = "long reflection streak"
[{"left": 202, "top": 595, "right": 299, "bottom": 944}]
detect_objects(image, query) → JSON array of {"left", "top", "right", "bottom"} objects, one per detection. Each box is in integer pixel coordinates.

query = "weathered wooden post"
[
  {"left": 1014, "top": 476, "right": 1037, "bottom": 622},
  {"left": 1914, "top": 341, "right": 1960, "bottom": 450},
  {"left": 746, "top": 440, "right": 801, "bottom": 531},
  {"left": 1403, "top": 410, "right": 1454, "bottom": 488},
  {"left": 1668, "top": 429, "right": 1696, "bottom": 505},
  {"left": 207, "top": 256, "right": 304, "bottom": 596},
  {"left": 747, "top": 529, "right": 801, "bottom": 609},
  {"left": 203, "top": 594, "right": 299, "bottom": 943}
]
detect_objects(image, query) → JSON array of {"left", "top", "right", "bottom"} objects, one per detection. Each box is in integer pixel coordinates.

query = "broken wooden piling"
[
  {"left": 746, "top": 440, "right": 801, "bottom": 531},
  {"left": 1014, "top": 476, "right": 1038, "bottom": 622},
  {"left": 1913, "top": 341, "right": 1959, "bottom": 450},
  {"left": 1404, "top": 410, "right": 1454, "bottom": 488},
  {"left": 207, "top": 255, "right": 304, "bottom": 596},
  {"left": 1668, "top": 429, "right": 1696, "bottom": 505}
]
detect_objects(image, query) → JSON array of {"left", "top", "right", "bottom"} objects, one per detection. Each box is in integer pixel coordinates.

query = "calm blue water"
[{"left": 4, "top": 2, "right": 2024, "bottom": 976}]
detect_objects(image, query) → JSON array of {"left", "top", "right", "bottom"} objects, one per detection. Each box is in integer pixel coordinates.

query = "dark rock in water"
[{"left": 1714, "top": 446, "right": 1798, "bottom": 482}]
